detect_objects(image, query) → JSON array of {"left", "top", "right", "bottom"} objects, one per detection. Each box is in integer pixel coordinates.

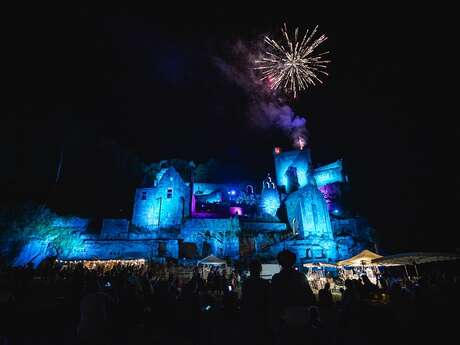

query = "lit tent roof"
[
  {"left": 336, "top": 249, "right": 383, "bottom": 267},
  {"left": 303, "top": 262, "right": 337, "bottom": 268},
  {"left": 198, "top": 255, "right": 227, "bottom": 265},
  {"left": 371, "top": 252, "right": 460, "bottom": 266}
]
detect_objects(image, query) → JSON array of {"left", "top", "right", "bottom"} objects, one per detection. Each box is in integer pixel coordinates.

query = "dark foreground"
[{"left": 0, "top": 262, "right": 458, "bottom": 345}]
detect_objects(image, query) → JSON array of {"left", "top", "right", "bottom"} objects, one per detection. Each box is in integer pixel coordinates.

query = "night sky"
[{"left": 2, "top": 7, "right": 457, "bottom": 253}]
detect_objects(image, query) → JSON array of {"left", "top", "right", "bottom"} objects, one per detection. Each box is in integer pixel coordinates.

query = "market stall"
[
  {"left": 303, "top": 262, "right": 337, "bottom": 291},
  {"left": 198, "top": 255, "right": 227, "bottom": 280},
  {"left": 198, "top": 255, "right": 227, "bottom": 265},
  {"left": 56, "top": 258, "right": 146, "bottom": 270},
  {"left": 336, "top": 249, "right": 383, "bottom": 284}
]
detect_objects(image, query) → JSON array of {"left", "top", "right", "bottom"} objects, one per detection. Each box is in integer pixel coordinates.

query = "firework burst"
[{"left": 254, "top": 24, "right": 330, "bottom": 98}]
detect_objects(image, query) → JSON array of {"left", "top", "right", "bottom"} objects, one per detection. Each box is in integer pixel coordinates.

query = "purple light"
[{"left": 230, "top": 206, "right": 243, "bottom": 216}]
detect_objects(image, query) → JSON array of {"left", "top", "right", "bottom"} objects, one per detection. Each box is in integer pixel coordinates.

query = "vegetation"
[{"left": 0, "top": 202, "right": 84, "bottom": 262}]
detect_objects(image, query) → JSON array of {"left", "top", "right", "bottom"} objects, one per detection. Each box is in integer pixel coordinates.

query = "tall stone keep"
[
  {"left": 284, "top": 170, "right": 336, "bottom": 260},
  {"left": 273, "top": 148, "right": 312, "bottom": 193}
]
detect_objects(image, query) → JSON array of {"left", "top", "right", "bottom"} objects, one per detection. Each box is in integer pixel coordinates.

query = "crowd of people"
[{"left": 0, "top": 250, "right": 459, "bottom": 345}]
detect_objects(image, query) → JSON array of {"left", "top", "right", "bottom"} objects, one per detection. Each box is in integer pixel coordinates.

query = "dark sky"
[{"left": 2, "top": 6, "right": 457, "bottom": 253}]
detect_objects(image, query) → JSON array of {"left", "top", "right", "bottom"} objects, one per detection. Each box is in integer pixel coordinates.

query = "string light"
[{"left": 58, "top": 258, "right": 146, "bottom": 268}]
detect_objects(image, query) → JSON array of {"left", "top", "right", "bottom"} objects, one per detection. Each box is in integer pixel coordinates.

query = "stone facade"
[
  {"left": 100, "top": 219, "right": 129, "bottom": 239},
  {"left": 283, "top": 173, "right": 337, "bottom": 261},
  {"left": 332, "top": 217, "right": 376, "bottom": 259},
  {"left": 273, "top": 148, "right": 312, "bottom": 192},
  {"left": 180, "top": 218, "right": 240, "bottom": 258},
  {"left": 132, "top": 167, "right": 190, "bottom": 230},
  {"left": 9, "top": 148, "right": 376, "bottom": 266},
  {"left": 72, "top": 239, "right": 178, "bottom": 260}
]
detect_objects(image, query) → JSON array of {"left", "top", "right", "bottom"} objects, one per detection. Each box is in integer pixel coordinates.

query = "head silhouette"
[
  {"left": 361, "top": 274, "right": 371, "bottom": 285},
  {"left": 249, "top": 260, "right": 262, "bottom": 277},
  {"left": 277, "top": 250, "right": 296, "bottom": 269},
  {"left": 84, "top": 277, "right": 100, "bottom": 294},
  {"left": 345, "top": 279, "right": 353, "bottom": 290}
]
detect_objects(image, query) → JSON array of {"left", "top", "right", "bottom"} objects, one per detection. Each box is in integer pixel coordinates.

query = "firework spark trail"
[{"left": 254, "top": 24, "right": 330, "bottom": 98}]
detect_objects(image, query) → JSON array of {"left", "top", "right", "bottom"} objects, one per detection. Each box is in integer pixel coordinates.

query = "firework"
[
  {"left": 254, "top": 24, "right": 330, "bottom": 98},
  {"left": 297, "top": 136, "right": 306, "bottom": 150}
]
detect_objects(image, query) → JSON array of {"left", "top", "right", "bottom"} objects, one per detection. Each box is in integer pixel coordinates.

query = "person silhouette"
[
  {"left": 270, "top": 250, "right": 315, "bottom": 329},
  {"left": 242, "top": 260, "right": 270, "bottom": 317},
  {"left": 318, "top": 282, "right": 334, "bottom": 307},
  {"left": 241, "top": 260, "right": 270, "bottom": 345}
]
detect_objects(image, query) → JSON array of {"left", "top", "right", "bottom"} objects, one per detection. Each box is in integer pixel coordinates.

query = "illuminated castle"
[
  {"left": 115, "top": 147, "right": 375, "bottom": 263},
  {"left": 43, "top": 147, "right": 375, "bottom": 265}
]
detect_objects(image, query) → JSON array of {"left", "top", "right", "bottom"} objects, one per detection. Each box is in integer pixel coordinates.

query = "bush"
[{"left": 0, "top": 202, "right": 84, "bottom": 262}]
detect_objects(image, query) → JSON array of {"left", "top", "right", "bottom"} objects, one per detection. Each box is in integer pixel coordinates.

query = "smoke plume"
[{"left": 214, "top": 39, "right": 308, "bottom": 149}]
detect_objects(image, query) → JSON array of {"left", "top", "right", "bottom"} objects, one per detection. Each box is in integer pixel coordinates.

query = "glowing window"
[
  {"left": 167, "top": 188, "right": 173, "bottom": 198},
  {"left": 141, "top": 192, "right": 147, "bottom": 200}
]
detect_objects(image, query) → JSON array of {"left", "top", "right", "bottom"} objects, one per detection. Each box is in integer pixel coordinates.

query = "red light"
[{"left": 274, "top": 147, "right": 281, "bottom": 154}]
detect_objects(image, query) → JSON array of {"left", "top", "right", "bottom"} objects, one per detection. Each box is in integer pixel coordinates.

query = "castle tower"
[
  {"left": 273, "top": 147, "right": 312, "bottom": 193},
  {"left": 284, "top": 169, "right": 337, "bottom": 261}
]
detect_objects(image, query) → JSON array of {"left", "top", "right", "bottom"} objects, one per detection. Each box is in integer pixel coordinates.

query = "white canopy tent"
[
  {"left": 336, "top": 249, "right": 383, "bottom": 267},
  {"left": 371, "top": 252, "right": 460, "bottom": 266},
  {"left": 336, "top": 250, "right": 384, "bottom": 285},
  {"left": 198, "top": 255, "right": 227, "bottom": 281},
  {"left": 303, "top": 262, "right": 337, "bottom": 268},
  {"left": 370, "top": 252, "right": 460, "bottom": 278},
  {"left": 302, "top": 262, "right": 337, "bottom": 291},
  {"left": 198, "top": 255, "right": 227, "bottom": 266}
]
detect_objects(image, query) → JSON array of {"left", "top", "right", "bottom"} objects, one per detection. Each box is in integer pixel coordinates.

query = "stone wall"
[
  {"left": 180, "top": 218, "right": 240, "bottom": 259},
  {"left": 51, "top": 217, "right": 90, "bottom": 230},
  {"left": 100, "top": 219, "right": 129, "bottom": 239},
  {"left": 240, "top": 221, "right": 287, "bottom": 232},
  {"left": 285, "top": 185, "right": 334, "bottom": 241},
  {"left": 331, "top": 217, "right": 376, "bottom": 259},
  {"left": 65, "top": 239, "right": 178, "bottom": 260},
  {"left": 131, "top": 187, "right": 157, "bottom": 229},
  {"left": 181, "top": 218, "right": 240, "bottom": 233},
  {"left": 313, "top": 160, "right": 345, "bottom": 187},
  {"left": 156, "top": 168, "right": 190, "bottom": 227}
]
